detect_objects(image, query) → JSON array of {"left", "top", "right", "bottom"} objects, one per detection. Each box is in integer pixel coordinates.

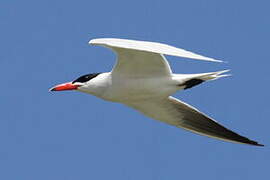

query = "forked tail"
[{"left": 177, "top": 70, "right": 231, "bottom": 90}]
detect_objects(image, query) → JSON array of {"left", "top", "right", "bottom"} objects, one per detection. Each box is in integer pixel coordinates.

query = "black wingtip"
[
  {"left": 245, "top": 139, "right": 264, "bottom": 147},
  {"left": 251, "top": 142, "right": 264, "bottom": 147}
]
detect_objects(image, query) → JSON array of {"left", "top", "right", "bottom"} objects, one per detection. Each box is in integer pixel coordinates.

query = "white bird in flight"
[{"left": 50, "top": 38, "right": 263, "bottom": 146}]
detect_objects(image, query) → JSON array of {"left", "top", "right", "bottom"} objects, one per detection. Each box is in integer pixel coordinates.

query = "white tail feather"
[{"left": 198, "top": 70, "right": 231, "bottom": 81}]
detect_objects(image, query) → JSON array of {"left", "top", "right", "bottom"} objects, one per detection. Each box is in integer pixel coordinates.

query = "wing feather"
[
  {"left": 89, "top": 38, "right": 222, "bottom": 62},
  {"left": 128, "top": 96, "right": 263, "bottom": 146}
]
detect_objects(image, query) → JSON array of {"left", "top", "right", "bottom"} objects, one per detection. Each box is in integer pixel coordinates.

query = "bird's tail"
[
  {"left": 195, "top": 69, "right": 231, "bottom": 81},
  {"left": 175, "top": 70, "right": 231, "bottom": 90}
]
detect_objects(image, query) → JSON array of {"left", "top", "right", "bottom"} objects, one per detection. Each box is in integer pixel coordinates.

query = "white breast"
[{"left": 101, "top": 74, "right": 179, "bottom": 103}]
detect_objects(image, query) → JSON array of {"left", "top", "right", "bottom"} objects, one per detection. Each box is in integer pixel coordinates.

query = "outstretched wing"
[
  {"left": 129, "top": 96, "right": 263, "bottom": 146},
  {"left": 89, "top": 38, "right": 222, "bottom": 62},
  {"left": 89, "top": 38, "right": 221, "bottom": 78}
]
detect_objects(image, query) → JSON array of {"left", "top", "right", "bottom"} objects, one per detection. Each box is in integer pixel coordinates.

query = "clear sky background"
[{"left": 1, "top": 0, "right": 269, "bottom": 179}]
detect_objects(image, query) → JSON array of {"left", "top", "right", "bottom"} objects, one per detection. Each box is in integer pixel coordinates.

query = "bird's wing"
[
  {"left": 129, "top": 96, "right": 263, "bottom": 146},
  {"left": 89, "top": 38, "right": 221, "bottom": 78},
  {"left": 89, "top": 38, "right": 222, "bottom": 62}
]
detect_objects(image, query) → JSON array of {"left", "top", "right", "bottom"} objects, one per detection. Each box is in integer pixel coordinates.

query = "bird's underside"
[{"left": 50, "top": 38, "right": 264, "bottom": 146}]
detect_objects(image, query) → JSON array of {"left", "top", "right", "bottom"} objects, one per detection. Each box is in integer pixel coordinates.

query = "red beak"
[{"left": 50, "top": 82, "right": 80, "bottom": 91}]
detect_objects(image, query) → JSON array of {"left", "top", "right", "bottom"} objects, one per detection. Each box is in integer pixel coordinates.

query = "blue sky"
[{"left": 1, "top": 0, "right": 269, "bottom": 179}]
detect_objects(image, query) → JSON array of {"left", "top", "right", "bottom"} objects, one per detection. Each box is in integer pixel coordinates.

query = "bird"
[{"left": 50, "top": 38, "right": 263, "bottom": 146}]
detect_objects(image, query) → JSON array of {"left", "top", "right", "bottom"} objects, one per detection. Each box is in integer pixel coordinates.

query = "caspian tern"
[{"left": 50, "top": 38, "right": 263, "bottom": 146}]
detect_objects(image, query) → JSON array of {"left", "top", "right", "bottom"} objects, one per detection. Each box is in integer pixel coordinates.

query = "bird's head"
[{"left": 50, "top": 73, "right": 101, "bottom": 92}]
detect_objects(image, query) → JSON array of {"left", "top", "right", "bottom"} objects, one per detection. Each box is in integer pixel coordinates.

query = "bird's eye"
[{"left": 72, "top": 73, "right": 100, "bottom": 83}]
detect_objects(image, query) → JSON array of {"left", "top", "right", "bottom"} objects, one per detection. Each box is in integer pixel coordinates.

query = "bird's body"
[
  {"left": 83, "top": 72, "right": 176, "bottom": 102},
  {"left": 51, "top": 38, "right": 263, "bottom": 146},
  {"left": 79, "top": 71, "right": 223, "bottom": 103}
]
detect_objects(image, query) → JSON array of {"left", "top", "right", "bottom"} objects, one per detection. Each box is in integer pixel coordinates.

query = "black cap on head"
[{"left": 72, "top": 73, "right": 100, "bottom": 83}]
